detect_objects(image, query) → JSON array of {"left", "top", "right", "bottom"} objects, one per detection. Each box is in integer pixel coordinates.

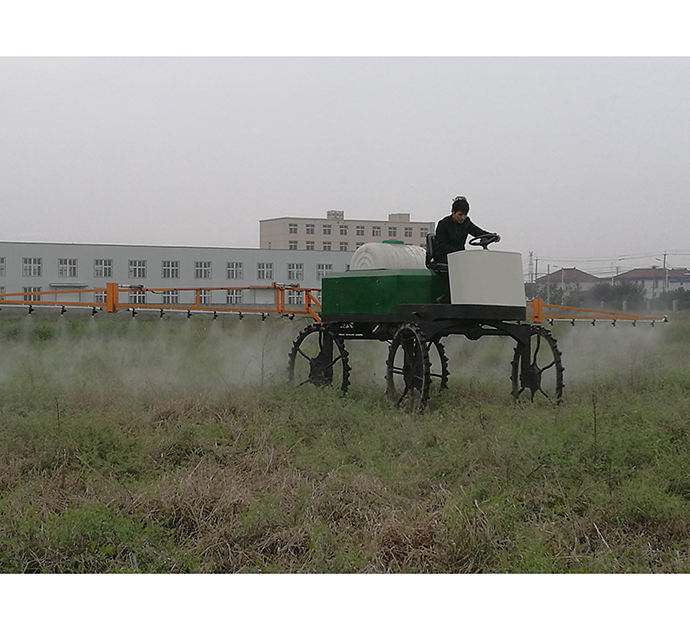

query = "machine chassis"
[{"left": 290, "top": 303, "right": 564, "bottom": 411}]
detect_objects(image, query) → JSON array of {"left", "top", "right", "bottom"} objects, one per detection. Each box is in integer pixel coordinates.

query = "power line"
[{"left": 536, "top": 251, "right": 690, "bottom": 264}]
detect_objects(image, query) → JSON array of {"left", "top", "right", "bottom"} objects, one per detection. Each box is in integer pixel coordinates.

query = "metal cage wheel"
[
  {"left": 428, "top": 338, "right": 449, "bottom": 391},
  {"left": 510, "top": 325, "right": 564, "bottom": 402},
  {"left": 287, "top": 324, "right": 351, "bottom": 392},
  {"left": 386, "top": 323, "right": 432, "bottom": 412}
]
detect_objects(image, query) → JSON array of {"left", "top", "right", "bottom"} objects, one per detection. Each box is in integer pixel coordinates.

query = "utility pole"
[
  {"left": 528, "top": 251, "right": 534, "bottom": 284},
  {"left": 547, "top": 264, "right": 551, "bottom": 304},
  {"left": 663, "top": 252, "right": 668, "bottom": 291}
]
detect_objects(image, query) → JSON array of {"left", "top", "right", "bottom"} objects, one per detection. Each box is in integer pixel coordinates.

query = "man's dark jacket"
[{"left": 434, "top": 215, "right": 490, "bottom": 263}]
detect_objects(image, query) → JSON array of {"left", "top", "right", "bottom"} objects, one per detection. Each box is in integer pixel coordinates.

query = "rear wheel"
[{"left": 288, "top": 324, "right": 351, "bottom": 392}]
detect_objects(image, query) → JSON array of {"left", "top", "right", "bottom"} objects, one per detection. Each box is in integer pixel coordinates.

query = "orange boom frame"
[{"left": 0, "top": 282, "right": 323, "bottom": 323}]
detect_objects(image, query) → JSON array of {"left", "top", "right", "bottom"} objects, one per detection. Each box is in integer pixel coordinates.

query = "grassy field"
[{"left": 0, "top": 308, "right": 689, "bottom": 573}]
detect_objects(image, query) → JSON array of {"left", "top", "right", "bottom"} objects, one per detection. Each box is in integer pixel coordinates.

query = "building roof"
[
  {"left": 536, "top": 267, "right": 600, "bottom": 284},
  {"left": 616, "top": 267, "right": 690, "bottom": 281}
]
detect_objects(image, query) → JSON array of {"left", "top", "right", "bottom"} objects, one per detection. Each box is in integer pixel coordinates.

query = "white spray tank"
[{"left": 349, "top": 241, "right": 427, "bottom": 270}]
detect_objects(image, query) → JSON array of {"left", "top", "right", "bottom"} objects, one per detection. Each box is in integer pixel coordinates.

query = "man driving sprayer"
[{"left": 434, "top": 195, "right": 501, "bottom": 264}]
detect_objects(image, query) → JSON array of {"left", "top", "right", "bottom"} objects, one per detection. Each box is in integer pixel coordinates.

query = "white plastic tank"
[
  {"left": 448, "top": 250, "right": 526, "bottom": 307},
  {"left": 349, "top": 242, "right": 427, "bottom": 270}
]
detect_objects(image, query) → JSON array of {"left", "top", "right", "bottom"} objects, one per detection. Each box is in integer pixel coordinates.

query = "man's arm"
[{"left": 467, "top": 219, "right": 491, "bottom": 238}]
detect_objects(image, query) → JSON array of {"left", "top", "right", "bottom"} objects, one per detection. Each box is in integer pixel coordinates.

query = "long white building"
[{"left": 0, "top": 241, "right": 352, "bottom": 307}]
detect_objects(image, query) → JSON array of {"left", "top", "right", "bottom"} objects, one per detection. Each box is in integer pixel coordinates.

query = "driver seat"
[{"left": 425, "top": 233, "right": 448, "bottom": 273}]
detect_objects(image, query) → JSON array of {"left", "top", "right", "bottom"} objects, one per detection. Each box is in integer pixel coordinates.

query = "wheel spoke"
[
  {"left": 325, "top": 355, "right": 344, "bottom": 370},
  {"left": 538, "top": 360, "right": 556, "bottom": 373},
  {"left": 297, "top": 347, "right": 313, "bottom": 360},
  {"left": 532, "top": 333, "right": 542, "bottom": 363}
]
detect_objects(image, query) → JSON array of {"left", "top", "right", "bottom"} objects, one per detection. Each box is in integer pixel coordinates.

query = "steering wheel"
[{"left": 468, "top": 233, "right": 501, "bottom": 250}]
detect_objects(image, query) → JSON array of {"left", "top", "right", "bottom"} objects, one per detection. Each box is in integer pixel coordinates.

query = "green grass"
[{"left": 0, "top": 310, "right": 689, "bottom": 572}]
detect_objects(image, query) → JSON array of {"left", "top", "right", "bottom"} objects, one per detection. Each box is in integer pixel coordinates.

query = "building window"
[
  {"left": 227, "top": 289, "right": 242, "bottom": 304},
  {"left": 0, "top": 257, "right": 5, "bottom": 276},
  {"left": 372, "top": 226, "right": 381, "bottom": 237},
  {"left": 22, "top": 258, "right": 42, "bottom": 277},
  {"left": 286, "top": 289, "right": 303, "bottom": 305},
  {"left": 388, "top": 226, "right": 397, "bottom": 238},
  {"left": 322, "top": 242, "right": 331, "bottom": 251},
  {"left": 306, "top": 224, "right": 315, "bottom": 235},
  {"left": 257, "top": 262, "right": 273, "bottom": 280},
  {"left": 199, "top": 289, "right": 211, "bottom": 305},
  {"left": 323, "top": 224, "right": 332, "bottom": 235},
  {"left": 227, "top": 262, "right": 244, "bottom": 280},
  {"left": 356, "top": 242, "right": 364, "bottom": 249},
  {"left": 162, "top": 290, "right": 179, "bottom": 304},
  {"left": 356, "top": 225, "right": 365, "bottom": 236},
  {"left": 128, "top": 260, "right": 147, "bottom": 279},
  {"left": 162, "top": 260, "right": 180, "bottom": 279},
  {"left": 288, "top": 223, "right": 298, "bottom": 234},
  {"left": 288, "top": 240, "right": 298, "bottom": 250},
  {"left": 94, "top": 259, "right": 113, "bottom": 278},
  {"left": 94, "top": 291, "right": 105, "bottom": 303},
  {"left": 339, "top": 242, "right": 348, "bottom": 252},
  {"left": 317, "top": 263, "right": 332, "bottom": 281},
  {"left": 195, "top": 261, "right": 212, "bottom": 279},
  {"left": 287, "top": 263, "right": 304, "bottom": 281},
  {"left": 420, "top": 227, "right": 429, "bottom": 238},
  {"left": 58, "top": 258, "right": 78, "bottom": 278},
  {"left": 23, "top": 286, "right": 42, "bottom": 301},
  {"left": 129, "top": 290, "right": 146, "bottom": 304},
  {"left": 305, "top": 240, "right": 315, "bottom": 250},
  {"left": 339, "top": 225, "right": 348, "bottom": 236},
  {"left": 0, "top": 286, "right": 5, "bottom": 300},
  {"left": 404, "top": 227, "right": 413, "bottom": 238}
]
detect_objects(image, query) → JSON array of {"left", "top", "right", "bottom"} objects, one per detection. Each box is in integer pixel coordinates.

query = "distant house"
[
  {"left": 535, "top": 267, "right": 601, "bottom": 294},
  {"left": 615, "top": 267, "right": 690, "bottom": 300}
]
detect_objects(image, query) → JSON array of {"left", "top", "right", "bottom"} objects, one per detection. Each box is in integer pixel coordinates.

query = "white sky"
[{"left": 2, "top": 3, "right": 690, "bottom": 278}]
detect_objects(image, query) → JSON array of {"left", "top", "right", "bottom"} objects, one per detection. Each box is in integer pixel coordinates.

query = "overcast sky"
[{"left": 2, "top": 13, "right": 690, "bottom": 277}]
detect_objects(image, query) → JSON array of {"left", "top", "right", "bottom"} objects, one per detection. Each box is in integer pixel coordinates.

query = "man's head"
[{"left": 451, "top": 196, "right": 469, "bottom": 223}]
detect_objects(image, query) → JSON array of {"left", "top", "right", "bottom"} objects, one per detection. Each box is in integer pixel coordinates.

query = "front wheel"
[
  {"left": 386, "top": 323, "right": 431, "bottom": 412},
  {"left": 511, "top": 325, "right": 564, "bottom": 402},
  {"left": 428, "top": 338, "right": 449, "bottom": 392}
]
